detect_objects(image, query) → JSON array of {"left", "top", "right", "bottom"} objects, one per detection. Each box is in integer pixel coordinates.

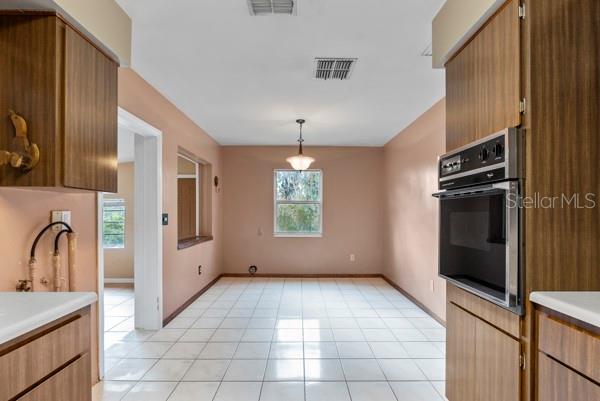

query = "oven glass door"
[{"left": 435, "top": 181, "right": 519, "bottom": 309}]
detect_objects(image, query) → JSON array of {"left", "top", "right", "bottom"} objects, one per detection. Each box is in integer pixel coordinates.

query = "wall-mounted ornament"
[
  {"left": 214, "top": 176, "right": 219, "bottom": 187},
  {"left": 0, "top": 110, "right": 39, "bottom": 172}
]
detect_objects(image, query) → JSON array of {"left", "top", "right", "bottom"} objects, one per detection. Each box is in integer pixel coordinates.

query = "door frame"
[{"left": 97, "top": 107, "right": 163, "bottom": 378}]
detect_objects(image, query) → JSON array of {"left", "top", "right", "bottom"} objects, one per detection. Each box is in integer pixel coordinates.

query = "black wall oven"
[{"left": 433, "top": 128, "right": 523, "bottom": 314}]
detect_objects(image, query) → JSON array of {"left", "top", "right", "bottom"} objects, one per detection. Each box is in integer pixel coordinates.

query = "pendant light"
[{"left": 286, "top": 119, "right": 315, "bottom": 171}]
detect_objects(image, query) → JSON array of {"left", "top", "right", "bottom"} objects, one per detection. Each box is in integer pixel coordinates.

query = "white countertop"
[
  {"left": 530, "top": 291, "right": 600, "bottom": 328},
  {"left": 0, "top": 292, "right": 97, "bottom": 345}
]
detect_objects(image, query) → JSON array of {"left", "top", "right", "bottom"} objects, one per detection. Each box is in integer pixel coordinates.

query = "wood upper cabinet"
[
  {"left": 0, "top": 13, "right": 118, "bottom": 192},
  {"left": 446, "top": 302, "right": 521, "bottom": 401},
  {"left": 445, "top": 0, "right": 521, "bottom": 151}
]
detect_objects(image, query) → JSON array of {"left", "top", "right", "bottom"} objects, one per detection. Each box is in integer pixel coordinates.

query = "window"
[
  {"left": 274, "top": 169, "right": 322, "bottom": 236},
  {"left": 177, "top": 153, "right": 213, "bottom": 249},
  {"left": 103, "top": 198, "right": 125, "bottom": 248}
]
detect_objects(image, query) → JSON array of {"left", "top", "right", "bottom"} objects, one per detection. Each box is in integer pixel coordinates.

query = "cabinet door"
[
  {"left": 538, "top": 352, "right": 600, "bottom": 401},
  {"left": 64, "top": 26, "right": 118, "bottom": 192},
  {"left": 446, "top": 303, "right": 477, "bottom": 401},
  {"left": 475, "top": 318, "right": 521, "bottom": 401},
  {"left": 445, "top": 0, "right": 521, "bottom": 151},
  {"left": 17, "top": 353, "right": 91, "bottom": 401}
]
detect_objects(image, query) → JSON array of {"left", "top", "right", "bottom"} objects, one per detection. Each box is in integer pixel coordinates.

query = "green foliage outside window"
[
  {"left": 103, "top": 199, "right": 125, "bottom": 248},
  {"left": 275, "top": 170, "right": 322, "bottom": 234}
]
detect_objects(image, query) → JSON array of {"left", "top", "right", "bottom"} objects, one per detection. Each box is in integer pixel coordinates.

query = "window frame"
[
  {"left": 177, "top": 153, "right": 201, "bottom": 240},
  {"left": 273, "top": 169, "right": 323, "bottom": 238},
  {"left": 102, "top": 198, "right": 126, "bottom": 249}
]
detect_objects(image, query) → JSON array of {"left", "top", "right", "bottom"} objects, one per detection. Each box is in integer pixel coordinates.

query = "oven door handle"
[{"left": 432, "top": 181, "right": 512, "bottom": 198}]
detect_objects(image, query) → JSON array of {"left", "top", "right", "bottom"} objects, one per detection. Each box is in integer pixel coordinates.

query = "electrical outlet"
[
  {"left": 429, "top": 280, "right": 435, "bottom": 293},
  {"left": 349, "top": 254, "right": 356, "bottom": 262},
  {"left": 51, "top": 210, "right": 71, "bottom": 232},
  {"left": 198, "top": 265, "right": 202, "bottom": 275}
]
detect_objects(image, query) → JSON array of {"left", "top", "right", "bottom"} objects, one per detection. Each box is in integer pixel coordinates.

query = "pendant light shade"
[{"left": 287, "top": 119, "right": 315, "bottom": 170}]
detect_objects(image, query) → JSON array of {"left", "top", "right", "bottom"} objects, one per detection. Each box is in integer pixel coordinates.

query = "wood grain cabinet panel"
[
  {"left": 64, "top": 26, "right": 118, "bottom": 192},
  {"left": 0, "top": 313, "right": 89, "bottom": 400},
  {"left": 0, "top": 13, "right": 118, "bottom": 192},
  {"left": 445, "top": 0, "right": 521, "bottom": 151},
  {"left": 538, "top": 311, "right": 600, "bottom": 384},
  {"left": 446, "top": 302, "right": 521, "bottom": 401},
  {"left": 475, "top": 317, "right": 521, "bottom": 401},
  {"left": 538, "top": 352, "right": 600, "bottom": 401},
  {"left": 17, "top": 353, "right": 91, "bottom": 401},
  {"left": 446, "top": 303, "right": 477, "bottom": 401}
]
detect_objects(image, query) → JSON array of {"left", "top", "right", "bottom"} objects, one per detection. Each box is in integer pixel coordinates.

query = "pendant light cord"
[{"left": 297, "top": 119, "right": 304, "bottom": 155}]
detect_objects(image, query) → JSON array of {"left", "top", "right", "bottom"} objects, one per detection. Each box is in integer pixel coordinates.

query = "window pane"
[
  {"left": 103, "top": 200, "right": 125, "bottom": 249},
  {"left": 276, "top": 203, "right": 321, "bottom": 233},
  {"left": 276, "top": 170, "right": 321, "bottom": 201}
]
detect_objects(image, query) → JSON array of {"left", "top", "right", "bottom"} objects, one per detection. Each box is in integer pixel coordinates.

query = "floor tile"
[
  {"left": 199, "top": 342, "right": 239, "bottom": 359},
  {"left": 224, "top": 359, "right": 267, "bottom": 381},
  {"left": 362, "top": 328, "right": 396, "bottom": 341},
  {"left": 305, "top": 381, "right": 351, "bottom": 401},
  {"left": 165, "top": 317, "right": 197, "bottom": 329},
  {"left": 213, "top": 382, "right": 262, "bottom": 401},
  {"left": 259, "top": 382, "right": 304, "bottom": 401},
  {"left": 347, "top": 382, "right": 397, "bottom": 401},
  {"left": 92, "top": 380, "right": 136, "bottom": 401},
  {"left": 391, "top": 328, "right": 428, "bottom": 341},
  {"left": 273, "top": 329, "right": 303, "bottom": 342},
  {"left": 269, "top": 342, "right": 303, "bottom": 358},
  {"left": 303, "top": 328, "right": 334, "bottom": 341},
  {"left": 121, "top": 381, "right": 177, "bottom": 401},
  {"left": 304, "top": 342, "right": 339, "bottom": 359},
  {"left": 389, "top": 381, "right": 444, "bottom": 401},
  {"left": 167, "top": 382, "right": 219, "bottom": 401},
  {"left": 220, "top": 318, "right": 250, "bottom": 329},
  {"left": 149, "top": 329, "right": 186, "bottom": 342},
  {"left": 264, "top": 359, "right": 304, "bottom": 381},
  {"left": 181, "top": 328, "right": 216, "bottom": 342},
  {"left": 193, "top": 317, "right": 224, "bottom": 328},
  {"left": 234, "top": 342, "right": 271, "bottom": 359},
  {"left": 142, "top": 359, "right": 193, "bottom": 381},
  {"left": 414, "top": 359, "right": 445, "bottom": 380},
  {"left": 163, "top": 342, "right": 206, "bottom": 359},
  {"left": 378, "top": 359, "right": 427, "bottom": 381},
  {"left": 242, "top": 329, "right": 274, "bottom": 342},
  {"left": 211, "top": 328, "right": 245, "bottom": 342},
  {"left": 420, "top": 328, "right": 446, "bottom": 342},
  {"left": 105, "top": 359, "right": 157, "bottom": 381},
  {"left": 336, "top": 342, "right": 374, "bottom": 358},
  {"left": 183, "top": 359, "right": 230, "bottom": 381},
  {"left": 402, "top": 342, "right": 445, "bottom": 358},
  {"left": 341, "top": 359, "right": 386, "bottom": 381},
  {"left": 127, "top": 342, "right": 173, "bottom": 359},
  {"left": 305, "top": 359, "right": 345, "bottom": 382},
  {"left": 369, "top": 341, "right": 408, "bottom": 358},
  {"left": 332, "top": 328, "right": 365, "bottom": 341}
]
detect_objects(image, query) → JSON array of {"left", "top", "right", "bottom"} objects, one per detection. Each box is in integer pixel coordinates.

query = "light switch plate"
[{"left": 51, "top": 210, "right": 71, "bottom": 232}]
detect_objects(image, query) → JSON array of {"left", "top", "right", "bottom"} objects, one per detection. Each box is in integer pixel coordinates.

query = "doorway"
[{"left": 97, "top": 107, "right": 163, "bottom": 378}]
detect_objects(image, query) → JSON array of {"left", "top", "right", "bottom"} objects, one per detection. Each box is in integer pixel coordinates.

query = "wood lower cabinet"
[
  {"left": 0, "top": 307, "right": 91, "bottom": 401},
  {"left": 0, "top": 12, "right": 118, "bottom": 192},
  {"left": 446, "top": 302, "right": 521, "bottom": 401},
  {"left": 17, "top": 353, "right": 91, "bottom": 401},
  {"left": 538, "top": 353, "right": 600, "bottom": 401}
]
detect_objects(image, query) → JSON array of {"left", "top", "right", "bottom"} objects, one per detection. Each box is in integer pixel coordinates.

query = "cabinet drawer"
[
  {"left": 538, "top": 312, "right": 600, "bottom": 383},
  {"left": 538, "top": 352, "right": 600, "bottom": 401},
  {"left": 17, "top": 353, "right": 91, "bottom": 401},
  {"left": 0, "top": 313, "right": 89, "bottom": 400}
]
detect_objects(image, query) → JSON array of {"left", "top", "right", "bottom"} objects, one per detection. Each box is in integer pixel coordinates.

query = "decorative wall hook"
[{"left": 0, "top": 110, "right": 40, "bottom": 172}]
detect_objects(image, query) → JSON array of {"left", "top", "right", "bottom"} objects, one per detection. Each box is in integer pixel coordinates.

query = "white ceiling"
[{"left": 116, "top": 0, "right": 445, "bottom": 146}]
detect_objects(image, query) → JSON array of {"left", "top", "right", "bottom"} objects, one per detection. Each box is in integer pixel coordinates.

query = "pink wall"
[
  {"left": 222, "top": 146, "right": 383, "bottom": 275},
  {"left": 0, "top": 188, "right": 100, "bottom": 380},
  {"left": 118, "top": 68, "right": 223, "bottom": 319},
  {"left": 383, "top": 99, "right": 447, "bottom": 321}
]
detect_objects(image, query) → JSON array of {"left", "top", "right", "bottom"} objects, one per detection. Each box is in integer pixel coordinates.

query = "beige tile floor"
[{"left": 94, "top": 277, "right": 446, "bottom": 401}]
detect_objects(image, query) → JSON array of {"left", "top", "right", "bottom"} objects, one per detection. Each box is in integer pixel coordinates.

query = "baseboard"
[
  {"left": 381, "top": 275, "right": 446, "bottom": 327},
  {"left": 104, "top": 277, "right": 134, "bottom": 284},
  {"left": 162, "top": 274, "right": 223, "bottom": 326},
  {"left": 221, "top": 273, "right": 382, "bottom": 278}
]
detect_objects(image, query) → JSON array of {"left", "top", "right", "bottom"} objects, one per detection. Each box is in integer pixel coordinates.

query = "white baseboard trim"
[{"left": 104, "top": 277, "right": 134, "bottom": 284}]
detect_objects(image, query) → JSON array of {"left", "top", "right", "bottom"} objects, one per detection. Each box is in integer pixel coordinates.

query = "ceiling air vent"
[
  {"left": 313, "top": 58, "right": 357, "bottom": 80},
  {"left": 248, "top": 0, "right": 296, "bottom": 15}
]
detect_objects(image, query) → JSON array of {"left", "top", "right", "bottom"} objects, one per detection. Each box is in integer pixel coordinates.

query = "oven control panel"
[{"left": 438, "top": 128, "right": 519, "bottom": 190}]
